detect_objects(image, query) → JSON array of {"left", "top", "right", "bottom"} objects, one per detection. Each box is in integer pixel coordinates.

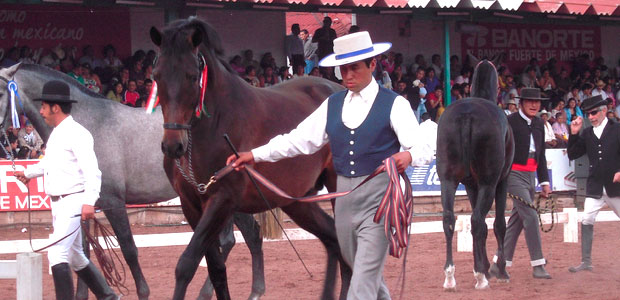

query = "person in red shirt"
[{"left": 123, "top": 80, "right": 140, "bottom": 107}]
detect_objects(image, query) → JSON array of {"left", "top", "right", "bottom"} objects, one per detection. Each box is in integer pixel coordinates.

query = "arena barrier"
[{"left": 0, "top": 252, "right": 42, "bottom": 300}]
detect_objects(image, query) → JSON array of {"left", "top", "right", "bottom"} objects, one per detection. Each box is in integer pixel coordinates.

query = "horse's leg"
[
  {"left": 233, "top": 212, "right": 265, "bottom": 300},
  {"left": 491, "top": 178, "right": 510, "bottom": 282},
  {"left": 471, "top": 184, "right": 495, "bottom": 290},
  {"left": 198, "top": 213, "right": 265, "bottom": 300},
  {"left": 441, "top": 179, "right": 459, "bottom": 291},
  {"left": 281, "top": 202, "right": 347, "bottom": 300},
  {"left": 103, "top": 206, "right": 150, "bottom": 299},
  {"left": 173, "top": 195, "right": 233, "bottom": 300}
]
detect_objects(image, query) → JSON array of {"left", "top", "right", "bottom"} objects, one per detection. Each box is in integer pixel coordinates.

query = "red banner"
[
  {"left": 0, "top": 4, "right": 131, "bottom": 64},
  {"left": 0, "top": 160, "right": 50, "bottom": 212},
  {"left": 461, "top": 22, "right": 601, "bottom": 73}
]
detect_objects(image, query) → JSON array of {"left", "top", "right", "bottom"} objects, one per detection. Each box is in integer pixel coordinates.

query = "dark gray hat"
[
  {"left": 580, "top": 95, "right": 606, "bottom": 112},
  {"left": 515, "top": 88, "right": 549, "bottom": 101},
  {"left": 34, "top": 80, "right": 77, "bottom": 103}
]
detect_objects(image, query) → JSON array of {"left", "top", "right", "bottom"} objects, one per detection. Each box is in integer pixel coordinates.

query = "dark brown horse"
[
  {"left": 436, "top": 58, "right": 514, "bottom": 290},
  {"left": 150, "top": 17, "right": 350, "bottom": 300}
]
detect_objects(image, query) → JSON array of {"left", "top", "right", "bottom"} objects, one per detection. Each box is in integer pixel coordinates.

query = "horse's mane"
[
  {"left": 163, "top": 17, "right": 236, "bottom": 75},
  {"left": 21, "top": 63, "right": 108, "bottom": 100}
]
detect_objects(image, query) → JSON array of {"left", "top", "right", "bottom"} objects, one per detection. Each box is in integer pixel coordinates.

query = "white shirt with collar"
[
  {"left": 252, "top": 79, "right": 434, "bottom": 168},
  {"left": 24, "top": 115, "right": 102, "bottom": 206},
  {"left": 517, "top": 109, "right": 549, "bottom": 186},
  {"left": 593, "top": 116, "right": 608, "bottom": 139}
]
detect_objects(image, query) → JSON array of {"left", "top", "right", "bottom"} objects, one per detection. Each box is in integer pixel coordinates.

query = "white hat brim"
[{"left": 319, "top": 43, "right": 392, "bottom": 67}]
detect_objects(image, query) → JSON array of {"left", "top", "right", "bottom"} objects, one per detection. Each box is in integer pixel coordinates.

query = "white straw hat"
[{"left": 319, "top": 31, "right": 391, "bottom": 67}]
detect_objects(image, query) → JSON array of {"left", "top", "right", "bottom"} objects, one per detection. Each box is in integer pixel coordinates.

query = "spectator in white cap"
[{"left": 227, "top": 31, "right": 433, "bottom": 300}]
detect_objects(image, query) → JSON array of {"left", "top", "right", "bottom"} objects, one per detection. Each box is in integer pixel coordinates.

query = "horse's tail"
[{"left": 460, "top": 114, "right": 473, "bottom": 178}]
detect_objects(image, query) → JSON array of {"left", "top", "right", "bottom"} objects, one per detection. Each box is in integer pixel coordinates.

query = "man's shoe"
[
  {"left": 568, "top": 262, "right": 593, "bottom": 273},
  {"left": 532, "top": 265, "right": 552, "bottom": 279}
]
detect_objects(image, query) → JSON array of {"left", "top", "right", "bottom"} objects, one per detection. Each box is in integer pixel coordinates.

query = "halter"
[{"left": 147, "top": 52, "right": 210, "bottom": 131}]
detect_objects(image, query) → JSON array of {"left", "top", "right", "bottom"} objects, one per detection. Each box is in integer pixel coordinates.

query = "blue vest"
[{"left": 326, "top": 87, "right": 400, "bottom": 177}]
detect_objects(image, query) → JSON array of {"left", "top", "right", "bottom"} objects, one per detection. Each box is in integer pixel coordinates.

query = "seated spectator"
[
  {"left": 17, "top": 120, "right": 43, "bottom": 153},
  {"left": 579, "top": 83, "right": 594, "bottom": 102},
  {"left": 19, "top": 46, "right": 36, "bottom": 64},
  {"left": 39, "top": 45, "right": 65, "bottom": 70},
  {"left": 242, "top": 49, "right": 260, "bottom": 70},
  {"left": 539, "top": 110, "right": 558, "bottom": 148},
  {"left": 309, "top": 67, "right": 321, "bottom": 77},
  {"left": 229, "top": 55, "right": 245, "bottom": 76},
  {"left": 380, "top": 51, "right": 396, "bottom": 74},
  {"left": 451, "top": 83, "right": 463, "bottom": 101},
  {"left": 592, "top": 80, "right": 608, "bottom": 100},
  {"left": 119, "top": 67, "right": 130, "bottom": 88},
  {"left": 607, "top": 111, "right": 618, "bottom": 122},
  {"left": 259, "top": 52, "right": 277, "bottom": 74},
  {"left": 279, "top": 66, "right": 293, "bottom": 81},
  {"left": 16, "top": 146, "right": 32, "bottom": 160},
  {"left": 292, "top": 64, "right": 307, "bottom": 79},
  {"left": 102, "top": 44, "right": 123, "bottom": 71},
  {"left": 550, "top": 99, "right": 565, "bottom": 122},
  {"left": 78, "top": 45, "right": 102, "bottom": 70},
  {"left": 1, "top": 134, "right": 19, "bottom": 160},
  {"left": 520, "top": 66, "right": 538, "bottom": 88},
  {"left": 37, "top": 143, "right": 46, "bottom": 159},
  {"left": 243, "top": 66, "right": 260, "bottom": 87},
  {"left": 411, "top": 54, "right": 427, "bottom": 76},
  {"left": 107, "top": 82, "right": 124, "bottom": 103},
  {"left": 423, "top": 67, "right": 440, "bottom": 93},
  {"left": 426, "top": 88, "right": 443, "bottom": 122},
  {"left": 123, "top": 80, "right": 140, "bottom": 107},
  {"left": 390, "top": 65, "right": 405, "bottom": 86},
  {"left": 138, "top": 79, "right": 154, "bottom": 107},
  {"left": 555, "top": 68, "right": 571, "bottom": 97},
  {"left": 552, "top": 112, "right": 569, "bottom": 148},
  {"left": 260, "top": 66, "right": 281, "bottom": 87},
  {"left": 394, "top": 80, "right": 408, "bottom": 96},
  {"left": 143, "top": 64, "right": 154, "bottom": 81},
  {"left": 537, "top": 69, "right": 556, "bottom": 97},
  {"left": 454, "top": 69, "right": 471, "bottom": 86},
  {"left": 504, "top": 99, "right": 517, "bottom": 115},
  {"left": 129, "top": 60, "right": 145, "bottom": 82},
  {"left": 564, "top": 98, "right": 583, "bottom": 124},
  {"left": 67, "top": 62, "right": 85, "bottom": 85},
  {"left": 82, "top": 63, "right": 102, "bottom": 93}
]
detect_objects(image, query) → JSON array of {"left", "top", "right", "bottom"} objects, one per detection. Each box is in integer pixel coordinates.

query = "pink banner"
[
  {"left": 0, "top": 4, "right": 131, "bottom": 64},
  {"left": 460, "top": 22, "right": 601, "bottom": 73}
]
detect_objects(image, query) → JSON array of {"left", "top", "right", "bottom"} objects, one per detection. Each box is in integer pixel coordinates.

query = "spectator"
[
  {"left": 143, "top": 64, "right": 154, "bottom": 81},
  {"left": 449, "top": 55, "right": 461, "bottom": 80},
  {"left": 17, "top": 120, "right": 43, "bottom": 153},
  {"left": 102, "top": 44, "right": 123, "bottom": 71},
  {"left": 259, "top": 66, "right": 281, "bottom": 87},
  {"left": 426, "top": 88, "right": 443, "bottom": 121},
  {"left": 564, "top": 98, "right": 584, "bottom": 125},
  {"left": 241, "top": 49, "right": 260, "bottom": 71},
  {"left": 454, "top": 68, "right": 471, "bottom": 87},
  {"left": 521, "top": 66, "right": 538, "bottom": 88},
  {"left": 18, "top": 46, "right": 36, "bottom": 64},
  {"left": 579, "top": 83, "right": 594, "bottom": 103},
  {"left": 504, "top": 99, "right": 518, "bottom": 115},
  {"left": 106, "top": 82, "right": 124, "bottom": 103},
  {"left": 416, "top": 87, "right": 428, "bottom": 123},
  {"left": 81, "top": 63, "right": 101, "bottom": 94},
  {"left": 259, "top": 52, "right": 277, "bottom": 74},
  {"left": 537, "top": 69, "right": 556, "bottom": 97},
  {"left": 552, "top": 112, "right": 569, "bottom": 148},
  {"left": 78, "top": 45, "right": 101, "bottom": 70},
  {"left": 430, "top": 54, "right": 443, "bottom": 79},
  {"left": 411, "top": 54, "right": 427, "bottom": 75},
  {"left": 284, "top": 24, "right": 305, "bottom": 75},
  {"left": 380, "top": 51, "right": 396, "bottom": 74},
  {"left": 423, "top": 67, "right": 440, "bottom": 94},
  {"left": 604, "top": 84, "right": 616, "bottom": 107},
  {"left": 40, "top": 45, "right": 65, "bottom": 70},
  {"left": 2, "top": 134, "right": 19, "bottom": 160},
  {"left": 119, "top": 67, "right": 130, "bottom": 88},
  {"left": 67, "top": 62, "right": 85, "bottom": 85},
  {"left": 565, "top": 85, "right": 581, "bottom": 102},
  {"left": 539, "top": 110, "right": 558, "bottom": 148},
  {"left": 524, "top": 57, "right": 541, "bottom": 78},
  {"left": 309, "top": 67, "right": 321, "bottom": 77},
  {"left": 123, "top": 80, "right": 140, "bottom": 107},
  {"left": 129, "top": 59, "right": 145, "bottom": 82},
  {"left": 312, "top": 17, "right": 337, "bottom": 63},
  {"left": 555, "top": 69, "right": 572, "bottom": 97},
  {"left": 300, "top": 29, "right": 318, "bottom": 74},
  {"left": 243, "top": 66, "right": 260, "bottom": 87},
  {"left": 229, "top": 55, "right": 245, "bottom": 76},
  {"left": 292, "top": 63, "right": 306, "bottom": 79},
  {"left": 419, "top": 112, "right": 438, "bottom": 154},
  {"left": 16, "top": 146, "right": 32, "bottom": 160},
  {"left": 592, "top": 80, "right": 608, "bottom": 100},
  {"left": 390, "top": 65, "right": 405, "bottom": 85},
  {"left": 550, "top": 99, "right": 566, "bottom": 120},
  {"left": 279, "top": 66, "right": 292, "bottom": 81},
  {"left": 394, "top": 80, "right": 408, "bottom": 96}
]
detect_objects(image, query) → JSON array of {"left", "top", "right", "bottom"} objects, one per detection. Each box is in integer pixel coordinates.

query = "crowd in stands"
[{"left": 1, "top": 25, "right": 620, "bottom": 155}]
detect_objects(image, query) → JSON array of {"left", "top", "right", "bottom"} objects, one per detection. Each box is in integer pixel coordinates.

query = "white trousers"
[
  {"left": 582, "top": 188, "right": 620, "bottom": 225},
  {"left": 47, "top": 193, "right": 89, "bottom": 271}
]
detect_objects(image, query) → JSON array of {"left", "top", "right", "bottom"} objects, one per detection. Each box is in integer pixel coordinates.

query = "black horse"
[
  {"left": 150, "top": 17, "right": 350, "bottom": 300},
  {"left": 436, "top": 58, "right": 514, "bottom": 290}
]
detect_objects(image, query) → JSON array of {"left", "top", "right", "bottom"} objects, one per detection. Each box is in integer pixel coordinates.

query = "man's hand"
[
  {"left": 613, "top": 172, "right": 620, "bottom": 183},
  {"left": 14, "top": 171, "right": 30, "bottom": 185},
  {"left": 226, "top": 152, "right": 255, "bottom": 171},
  {"left": 389, "top": 151, "right": 412, "bottom": 174},
  {"left": 541, "top": 184, "right": 552, "bottom": 198},
  {"left": 570, "top": 116, "right": 583, "bottom": 135},
  {"left": 81, "top": 204, "right": 95, "bottom": 221}
]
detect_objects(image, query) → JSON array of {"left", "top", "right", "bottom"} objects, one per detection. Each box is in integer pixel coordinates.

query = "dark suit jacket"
[
  {"left": 508, "top": 112, "right": 550, "bottom": 183},
  {"left": 567, "top": 119, "right": 620, "bottom": 198}
]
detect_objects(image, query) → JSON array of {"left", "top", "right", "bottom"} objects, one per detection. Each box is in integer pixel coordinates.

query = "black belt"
[{"left": 50, "top": 190, "right": 84, "bottom": 202}]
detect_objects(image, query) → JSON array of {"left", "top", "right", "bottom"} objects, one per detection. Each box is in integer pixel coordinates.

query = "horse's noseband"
[{"left": 163, "top": 123, "right": 192, "bottom": 130}]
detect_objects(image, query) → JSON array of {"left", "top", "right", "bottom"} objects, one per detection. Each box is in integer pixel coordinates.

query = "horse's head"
[
  {"left": 0, "top": 63, "right": 22, "bottom": 129},
  {"left": 470, "top": 58, "right": 499, "bottom": 102},
  {"left": 150, "top": 18, "right": 224, "bottom": 159}
]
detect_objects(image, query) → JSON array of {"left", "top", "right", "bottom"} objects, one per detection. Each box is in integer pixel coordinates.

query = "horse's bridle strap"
[{"left": 163, "top": 123, "right": 192, "bottom": 130}]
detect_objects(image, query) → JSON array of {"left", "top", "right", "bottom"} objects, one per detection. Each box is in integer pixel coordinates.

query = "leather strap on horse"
[
  {"left": 82, "top": 218, "right": 129, "bottom": 295},
  {"left": 508, "top": 192, "right": 557, "bottom": 233},
  {"left": 211, "top": 157, "right": 414, "bottom": 258}
]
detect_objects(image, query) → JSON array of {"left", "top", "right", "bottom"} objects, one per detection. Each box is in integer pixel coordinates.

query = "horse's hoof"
[
  {"left": 475, "top": 283, "right": 490, "bottom": 290},
  {"left": 474, "top": 271, "right": 489, "bottom": 290},
  {"left": 247, "top": 292, "right": 262, "bottom": 300},
  {"left": 443, "top": 286, "right": 457, "bottom": 292}
]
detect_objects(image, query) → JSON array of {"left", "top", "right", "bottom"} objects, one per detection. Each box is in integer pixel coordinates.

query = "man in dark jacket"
[
  {"left": 490, "top": 87, "right": 552, "bottom": 279},
  {"left": 567, "top": 95, "right": 620, "bottom": 272}
]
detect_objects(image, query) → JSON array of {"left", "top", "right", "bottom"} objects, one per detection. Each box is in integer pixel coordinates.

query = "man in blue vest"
[{"left": 227, "top": 31, "right": 433, "bottom": 299}]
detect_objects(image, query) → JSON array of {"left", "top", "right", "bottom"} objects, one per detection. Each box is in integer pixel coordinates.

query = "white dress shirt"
[
  {"left": 24, "top": 116, "right": 102, "bottom": 206},
  {"left": 252, "top": 79, "right": 434, "bottom": 168},
  {"left": 593, "top": 117, "right": 608, "bottom": 139}
]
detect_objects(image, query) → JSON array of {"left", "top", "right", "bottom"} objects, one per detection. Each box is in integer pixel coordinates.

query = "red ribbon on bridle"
[{"left": 207, "top": 157, "right": 414, "bottom": 258}]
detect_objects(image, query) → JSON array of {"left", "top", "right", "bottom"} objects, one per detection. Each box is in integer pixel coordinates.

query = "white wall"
[{"left": 601, "top": 26, "right": 620, "bottom": 69}]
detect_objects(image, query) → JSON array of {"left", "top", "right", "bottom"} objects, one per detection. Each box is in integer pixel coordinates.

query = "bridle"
[{"left": 159, "top": 52, "right": 210, "bottom": 131}]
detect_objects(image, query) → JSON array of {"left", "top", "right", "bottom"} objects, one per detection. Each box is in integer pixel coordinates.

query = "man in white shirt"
[
  {"left": 14, "top": 80, "right": 117, "bottom": 300},
  {"left": 227, "top": 32, "right": 433, "bottom": 300}
]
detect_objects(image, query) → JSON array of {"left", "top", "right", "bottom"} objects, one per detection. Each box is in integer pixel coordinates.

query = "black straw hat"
[
  {"left": 515, "top": 88, "right": 549, "bottom": 101},
  {"left": 34, "top": 80, "right": 77, "bottom": 103},
  {"left": 580, "top": 95, "right": 606, "bottom": 112}
]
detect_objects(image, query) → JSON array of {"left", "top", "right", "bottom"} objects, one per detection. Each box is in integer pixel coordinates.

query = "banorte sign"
[{"left": 0, "top": 160, "right": 50, "bottom": 212}]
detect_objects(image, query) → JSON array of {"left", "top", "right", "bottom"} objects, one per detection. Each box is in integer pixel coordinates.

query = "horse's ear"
[
  {"left": 150, "top": 27, "right": 162, "bottom": 47},
  {"left": 191, "top": 27, "right": 203, "bottom": 48},
  {"left": 468, "top": 53, "right": 480, "bottom": 68},
  {"left": 491, "top": 52, "right": 504, "bottom": 67},
  {"left": 1, "top": 62, "right": 21, "bottom": 79}
]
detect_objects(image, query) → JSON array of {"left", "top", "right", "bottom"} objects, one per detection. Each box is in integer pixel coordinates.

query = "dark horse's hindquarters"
[
  {"left": 151, "top": 17, "right": 351, "bottom": 300},
  {"left": 436, "top": 59, "right": 514, "bottom": 290}
]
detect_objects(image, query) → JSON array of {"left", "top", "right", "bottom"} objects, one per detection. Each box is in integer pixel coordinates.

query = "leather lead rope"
[{"left": 508, "top": 192, "right": 557, "bottom": 233}]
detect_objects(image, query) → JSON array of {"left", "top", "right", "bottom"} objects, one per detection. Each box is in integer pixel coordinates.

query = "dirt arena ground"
[{"left": 2, "top": 218, "right": 620, "bottom": 300}]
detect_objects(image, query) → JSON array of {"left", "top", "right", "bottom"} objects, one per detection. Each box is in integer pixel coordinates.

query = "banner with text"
[
  {"left": 461, "top": 22, "right": 601, "bottom": 73},
  {"left": 0, "top": 4, "right": 131, "bottom": 64},
  {"left": 0, "top": 160, "right": 49, "bottom": 212}
]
